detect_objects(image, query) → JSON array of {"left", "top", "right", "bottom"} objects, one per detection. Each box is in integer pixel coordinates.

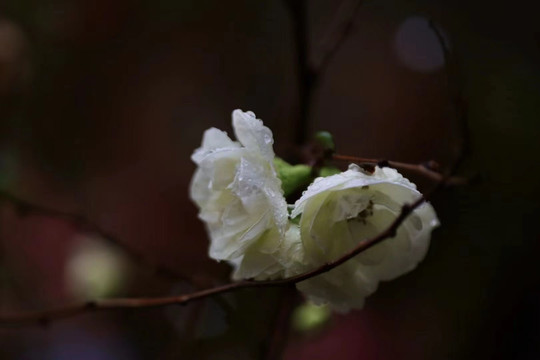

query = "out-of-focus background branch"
[{"left": 1, "top": 0, "right": 540, "bottom": 359}]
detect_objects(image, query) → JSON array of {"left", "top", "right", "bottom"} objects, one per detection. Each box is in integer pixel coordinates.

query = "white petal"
[
  {"left": 292, "top": 165, "right": 439, "bottom": 311},
  {"left": 192, "top": 128, "right": 239, "bottom": 164},
  {"left": 189, "top": 110, "right": 289, "bottom": 273},
  {"left": 230, "top": 228, "right": 282, "bottom": 280},
  {"left": 232, "top": 109, "right": 275, "bottom": 163},
  {"left": 189, "top": 168, "right": 211, "bottom": 207},
  {"left": 296, "top": 261, "right": 376, "bottom": 312}
]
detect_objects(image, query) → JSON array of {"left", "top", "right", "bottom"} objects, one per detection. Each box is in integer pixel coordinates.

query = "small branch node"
[{"left": 423, "top": 160, "right": 440, "bottom": 171}]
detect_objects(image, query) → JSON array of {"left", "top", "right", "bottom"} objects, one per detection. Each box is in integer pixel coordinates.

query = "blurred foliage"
[
  {"left": 65, "top": 236, "right": 129, "bottom": 299},
  {"left": 292, "top": 302, "right": 331, "bottom": 333}
]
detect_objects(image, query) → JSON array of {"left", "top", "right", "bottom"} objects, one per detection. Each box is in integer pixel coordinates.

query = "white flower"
[
  {"left": 190, "top": 110, "right": 289, "bottom": 279},
  {"left": 290, "top": 164, "right": 440, "bottom": 312},
  {"left": 191, "top": 111, "right": 440, "bottom": 309}
]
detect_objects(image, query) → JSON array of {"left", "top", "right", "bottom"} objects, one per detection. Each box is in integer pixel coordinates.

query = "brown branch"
[
  {"left": 331, "top": 22, "right": 471, "bottom": 188},
  {"left": 285, "top": 0, "right": 313, "bottom": 145},
  {"left": 0, "top": 190, "right": 196, "bottom": 284},
  {"left": 332, "top": 154, "right": 469, "bottom": 186},
  {"left": 429, "top": 20, "right": 471, "bottom": 165},
  {"left": 264, "top": 287, "right": 297, "bottom": 360},
  {"left": 273, "top": 2, "right": 364, "bottom": 356},
  {"left": 311, "top": 0, "right": 364, "bottom": 72},
  {"left": 0, "top": 173, "right": 450, "bottom": 328},
  {"left": 285, "top": 0, "right": 364, "bottom": 145}
]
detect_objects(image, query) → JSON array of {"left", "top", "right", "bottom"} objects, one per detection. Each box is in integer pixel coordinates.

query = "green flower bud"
[
  {"left": 314, "top": 131, "right": 335, "bottom": 151},
  {"left": 274, "top": 157, "right": 313, "bottom": 197}
]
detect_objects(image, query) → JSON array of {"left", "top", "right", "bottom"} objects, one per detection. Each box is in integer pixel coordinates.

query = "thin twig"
[
  {"left": 332, "top": 153, "right": 468, "bottom": 185},
  {"left": 332, "top": 22, "right": 470, "bottom": 187},
  {"left": 285, "top": 0, "right": 313, "bottom": 145},
  {"left": 272, "top": 2, "right": 364, "bottom": 357},
  {"left": 0, "top": 176, "right": 446, "bottom": 327},
  {"left": 285, "top": 0, "right": 364, "bottom": 145},
  {"left": 312, "top": 0, "right": 364, "bottom": 72},
  {"left": 429, "top": 20, "right": 470, "bottom": 164},
  {"left": 0, "top": 190, "right": 194, "bottom": 283},
  {"left": 264, "top": 287, "right": 297, "bottom": 360}
]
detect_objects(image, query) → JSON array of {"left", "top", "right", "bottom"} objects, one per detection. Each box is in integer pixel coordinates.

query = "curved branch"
[
  {"left": 312, "top": 0, "right": 364, "bottom": 72},
  {"left": 429, "top": 20, "right": 470, "bottom": 165},
  {"left": 0, "top": 177, "right": 447, "bottom": 327},
  {"left": 285, "top": 0, "right": 364, "bottom": 145},
  {"left": 0, "top": 190, "right": 195, "bottom": 283}
]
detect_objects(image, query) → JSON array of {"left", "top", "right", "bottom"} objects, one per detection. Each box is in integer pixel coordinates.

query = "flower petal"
[{"left": 232, "top": 110, "right": 275, "bottom": 163}]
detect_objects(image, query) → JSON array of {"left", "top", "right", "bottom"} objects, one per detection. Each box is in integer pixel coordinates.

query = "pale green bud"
[
  {"left": 314, "top": 131, "right": 335, "bottom": 151},
  {"left": 273, "top": 157, "right": 313, "bottom": 197},
  {"left": 318, "top": 166, "right": 341, "bottom": 178}
]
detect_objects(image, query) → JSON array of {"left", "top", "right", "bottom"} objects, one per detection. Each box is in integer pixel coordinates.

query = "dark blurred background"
[{"left": 1, "top": 0, "right": 539, "bottom": 359}]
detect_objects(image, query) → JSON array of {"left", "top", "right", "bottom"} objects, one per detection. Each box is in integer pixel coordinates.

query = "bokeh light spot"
[
  {"left": 291, "top": 302, "right": 331, "bottom": 333},
  {"left": 66, "top": 235, "right": 129, "bottom": 299},
  {"left": 394, "top": 16, "right": 446, "bottom": 73}
]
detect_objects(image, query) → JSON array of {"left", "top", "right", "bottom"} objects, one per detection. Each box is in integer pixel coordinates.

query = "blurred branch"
[
  {"left": 285, "top": 0, "right": 363, "bottom": 145},
  {"left": 311, "top": 0, "right": 364, "bottom": 72},
  {"left": 332, "top": 154, "right": 469, "bottom": 186},
  {"left": 331, "top": 21, "right": 471, "bottom": 187},
  {"left": 286, "top": 0, "right": 313, "bottom": 145},
  {"left": 0, "top": 190, "right": 197, "bottom": 284},
  {"left": 276, "top": 2, "right": 363, "bottom": 356},
  {"left": 429, "top": 20, "right": 471, "bottom": 164},
  {"left": 264, "top": 287, "right": 297, "bottom": 360},
  {"left": 272, "top": 2, "right": 364, "bottom": 356}
]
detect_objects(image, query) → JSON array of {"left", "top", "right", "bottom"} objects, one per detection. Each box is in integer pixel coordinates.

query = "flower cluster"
[{"left": 190, "top": 110, "right": 439, "bottom": 311}]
